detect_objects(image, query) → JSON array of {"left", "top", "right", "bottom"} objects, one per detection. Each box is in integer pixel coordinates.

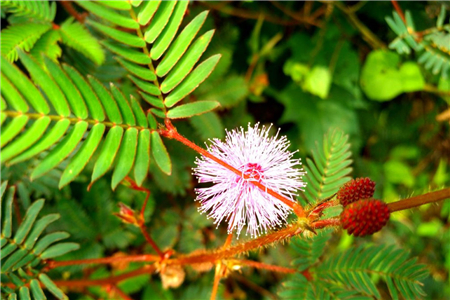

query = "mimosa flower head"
[{"left": 193, "top": 123, "right": 306, "bottom": 237}]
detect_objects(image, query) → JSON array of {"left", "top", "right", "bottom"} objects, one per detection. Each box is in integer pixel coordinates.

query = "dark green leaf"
[{"left": 151, "top": 131, "right": 171, "bottom": 175}]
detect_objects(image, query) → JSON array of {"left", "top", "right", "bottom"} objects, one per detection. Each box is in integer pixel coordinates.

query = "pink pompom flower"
[{"left": 193, "top": 123, "right": 306, "bottom": 237}]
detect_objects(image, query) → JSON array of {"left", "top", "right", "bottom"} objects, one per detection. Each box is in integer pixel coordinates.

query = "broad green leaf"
[
  {"left": 97, "top": 0, "right": 131, "bottom": 11},
  {"left": 14, "top": 199, "right": 44, "bottom": 245},
  {"left": 60, "top": 17, "right": 105, "bottom": 65},
  {"left": 59, "top": 123, "right": 106, "bottom": 188},
  {"left": 144, "top": 1, "right": 177, "bottom": 43},
  {"left": 40, "top": 242, "right": 80, "bottom": 259},
  {"left": 161, "top": 30, "right": 214, "bottom": 93},
  {"left": 18, "top": 50, "right": 70, "bottom": 116},
  {"left": 129, "top": 75, "right": 161, "bottom": 96},
  {"left": 116, "top": 57, "right": 156, "bottom": 81},
  {"left": 39, "top": 274, "right": 67, "bottom": 300},
  {"left": 360, "top": 50, "right": 424, "bottom": 101},
  {"left": 63, "top": 64, "right": 105, "bottom": 121},
  {"left": 140, "top": 92, "right": 164, "bottom": 108},
  {"left": 157, "top": 11, "right": 208, "bottom": 77},
  {"left": 111, "top": 128, "right": 138, "bottom": 190},
  {"left": 134, "top": 129, "right": 151, "bottom": 186},
  {"left": 303, "top": 66, "right": 332, "bottom": 99},
  {"left": 34, "top": 232, "right": 70, "bottom": 255},
  {"left": 23, "top": 214, "right": 59, "bottom": 249},
  {"left": 91, "top": 126, "right": 124, "bottom": 183},
  {"left": 1, "top": 22, "right": 51, "bottom": 62},
  {"left": 9, "top": 119, "right": 70, "bottom": 165},
  {"left": 2, "top": 186, "right": 15, "bottom": 238},
  {"left": 151, "top": 1, "right": 189, "bottom": 60},
  {"left": 151, "top": 132, "right": 171, "bottom": 175},
  {"left": 137, "top": 0, "right": 161, "bottom": 25},
  {"left": 129, "top": 96, "right": 148, "bottom": 127},
  {"left": 165, "top": 54, "right": 221, "bottom": 107},
  {"left": 1, "top": 73, "right": 28, "bottom": 112},
  {"left": 0, "top": 114, "right": 29, "bottom": 147},
  {"left": 88, "top": 20, "right": 146, "bottom": 48},
  {"left": 110, "top": 84, "right": 136, "bottom": 126},
  {"left": 89, "top": 76, "right": 123, "bottom": 124},
  {"left": 102, "top": 40, "right": 151, "bottom": 65},
  {"left": 0, "top": 56, "right": 49, "bottom": 114},
  {"left": 76, "top": 1, "right": 138, "bottom": 29},
  {"left": 30, "top": 280, "right": 46, "bottom": 300},
  {"left": 44, "top": 56, "right": 88, "bottom": 119},
  {"left": 1, "top": 116, "right": 51, "bottom": 162},
  {"left": 167, "top": 101, "right": 220, "bottom": 119},
  {"left": 31, "top": 121, "right": 88, "bottom": 180}
]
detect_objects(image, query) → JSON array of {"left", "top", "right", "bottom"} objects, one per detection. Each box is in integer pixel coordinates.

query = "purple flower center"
[{"left": 239, "top": 163, "right": 263, "bottom": 182}]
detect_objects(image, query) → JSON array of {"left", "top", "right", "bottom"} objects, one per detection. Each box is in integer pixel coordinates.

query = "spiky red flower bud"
[
  {"left": 340, "top": 199, "right": 390, "bottom": 237},
  {"left": 337, "top": 178, "right": 376, "bottom": 207}
]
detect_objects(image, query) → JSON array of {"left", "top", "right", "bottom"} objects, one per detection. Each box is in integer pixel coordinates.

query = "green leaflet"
[
  {"left": 29, "top": 29, "right": 62, "bottom": 66},
  {"left": 116, "top": 57, "right": 156, "bottom": 81},
  {"left": 1, "top": 72, "right": 29, "bottom": 113},
  {"left": 129, "top": 96, "right": 148, "bottom": 128},
  {"left": 102, "top": 40, "right": 151, "bottom": 65},
  {"left": 144, "top": 1, "right": 177, "bottom": 43},
  {"left": 40, "top": 242, "right": 80, "bottom": 260},
  {"left": 91, "top": 126, "right": 124, "bottom": 184},
  {"left": 30, "top": 121, "right": 89, "bottom": 180},
  {"left": 0, "top": 56, "right": 49, "bottom": 114},
  {"left": 165, "top": 54, "right": 221, "bottom": 107},
  {"left": 44, "top": 56, "right": 88, "bottom": 119},
  {"left": 156, "top": 11, "right": 208, "bottom": 77},
  {"left": 1, "top": 22, "right": 51, "bottom": 62},
  {"left": 63, "top": 64, "right": 106, "bottom": 121},
  {"left": 39, "top": 274, "right": 67, "bottom": 300},
  {"left": 137, "top": 0, "right": 161, "bottom": 25},
  {"left": 60, "top": 17, "right": 105, "bottom": 66},
  {"left": 2, "top": 186, "right": 15, "bottom": 238},
  {"left": 76, "top": 1, "right": 138, "bottom": 29},
  {"left": 88, "top": 76, "right": 123, "bottom": 124},
  {"left": 23, "top": 214, "right": 60, "bottom": 249},
  {"left": 0, "top": 114, "right": 29, "bottom": 147},
  {"left": 1, "top": 0, "right": 56, "bottom": 22},
  {"left": 110, "top": 84, "right": 136, "bottom": 126},
  {"left": 88, "top": 20, "right": 146, "bottom": 48},
  {"left": 129, "top": 75, "right": 161, "bottom": 96},
  {"left": 111, "top": 128, "right": 139, "bottom": 190},
  {"left": 9, "top": 119, "right": 70, "bottom": 165},
  {"left": 134, "top": 129, "right": 151, "bottom": 186},
  {"left": 30, "top": 280, "right": 46, "bottom": 299},
  {"left": 160, "top": 30, "right": 215, "bottom": 94},
  {"left": 1, "top": 116, "right": 51, "bottom": 163},
  {"left": 151, "top": 131, "right": 171, "bottom": 175},
  {"left": 140, "top": 93, "right": 164, "bottom": 109},
  {"left": 97, "top": 0, "right": 131, "bottom": 10},
  {"left": 59, "top": 123, "right": 106, "bottom": 189},
  {"left": 14, "top": 200, "right": 44, "bottom": 245},
  {"left": 151, "top": 0, "right": 189, "bottom": 60},
  {"left": 18, "top": 50, "right": 70, "bottom": 117},
  {"left": 167, "top": 101, "right": 220, "bottom": 119}
]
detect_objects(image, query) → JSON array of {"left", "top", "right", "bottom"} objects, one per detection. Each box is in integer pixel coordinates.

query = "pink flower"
[{"left": 193, "top": 123, "right": 306, "bottom": 237}]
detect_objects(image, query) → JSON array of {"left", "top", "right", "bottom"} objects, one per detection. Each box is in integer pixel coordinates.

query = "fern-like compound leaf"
[
  {"left": 1, "top": 22, "right": 51, "bottom": 62},
  {"left": 0, "top": 184, "right": 76, "bottom": 300},
  {"left": 290, "top": 230, "right": 332, "bottom": 271},
  {"left": 1, "top": 0, "right": 56, "bottom": 23},
  {"left": 302, "top": 129, "right": 352, "bottom": 204}
]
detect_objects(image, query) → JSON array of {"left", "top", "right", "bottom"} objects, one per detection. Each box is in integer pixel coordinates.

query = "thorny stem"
[
  {"left": 391, "top": 0, "right": 406, "bottom": 24},
  {"left": 123, "top": 176, "right": 163, "bottom": 257},
  {"left": 159, "top": 121, "right": 306, "bottom": 218},
  {"left": 387, "top": 188, "right": 450, "bottom": 212},
  {"left": 46, "top": 254, "right": 159, "bottom": 270}
]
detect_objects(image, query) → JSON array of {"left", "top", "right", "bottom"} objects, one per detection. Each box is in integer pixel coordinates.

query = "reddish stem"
[
  {"left": 387, "top": 188, "right": 450, "bottom": 212},
  {"left": 391, "top": 0, "right": 406, "bottom": 24},
  {"left": 46, "top": 254, "right": 159, "bottom": 270},
  {"left": 60, "top": 1, "right": 86, "bottom": 23},
  {"left": 235, "top": 259, "right": 296, "bottom": 274},
  {"left": 139, "top": 223, "right": 163, "bottom": 257},
  {"left": 159, "top": 123, "right": 305, "bottom": 218},
  {"left": 108, "top": 285, "right": 132, "bottom": 300}
]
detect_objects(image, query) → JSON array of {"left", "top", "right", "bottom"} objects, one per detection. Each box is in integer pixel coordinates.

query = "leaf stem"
[
  {"left": 391, "top": 0, "right": 406, "bottom": 24},
  {"left": 387, "top": 188, "right": 450, "bottom": 212},
  {"left": 159, "top": 121, "right": 306, "bottom": 218}
]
